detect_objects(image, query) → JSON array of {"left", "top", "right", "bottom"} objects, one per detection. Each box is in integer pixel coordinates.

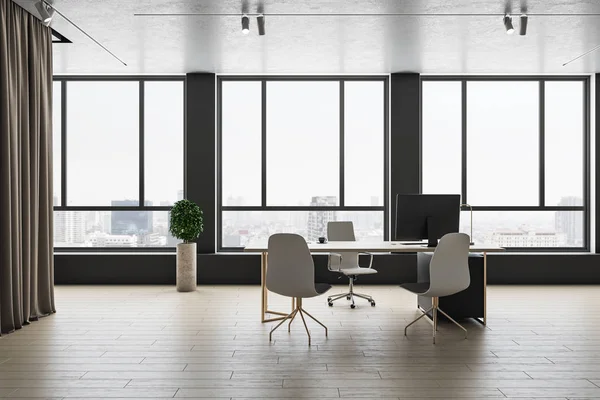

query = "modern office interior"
[{"left": 1, "top": 0, "right": 600, "bottom": 398}]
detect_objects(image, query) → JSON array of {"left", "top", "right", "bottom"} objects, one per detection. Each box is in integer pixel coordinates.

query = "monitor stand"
[{"left": 425, "top": 216, "right": 438, "bottom": 248}]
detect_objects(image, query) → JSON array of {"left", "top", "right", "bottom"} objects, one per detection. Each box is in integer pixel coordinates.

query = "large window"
[
  {"left": 218, "top": 77, "right": 388, "bottom": 250},
  {"left": 422, "top": 77, "right": 589, "bottom": 250},
  {"left": 53, "top": 78, "right": 184, "bottom": 249}
]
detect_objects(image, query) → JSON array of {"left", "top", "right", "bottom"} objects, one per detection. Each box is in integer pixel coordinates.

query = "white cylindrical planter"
[{"left": 176, "top": 243, "right": 197, "bottom": 292}]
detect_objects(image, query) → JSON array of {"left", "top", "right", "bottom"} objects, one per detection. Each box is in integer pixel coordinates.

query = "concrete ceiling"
[{"left": 12, "top": 0, "right": 600, "bottom": 74}]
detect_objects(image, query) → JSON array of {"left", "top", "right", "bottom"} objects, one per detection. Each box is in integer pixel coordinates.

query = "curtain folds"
[{"left": 0, "top": 0, "right": 55, "bottom": 335}]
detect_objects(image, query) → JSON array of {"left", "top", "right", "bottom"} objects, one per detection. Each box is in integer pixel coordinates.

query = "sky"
[
  {"left": 221, "top": 80, "right": 384, "bottom": 207},
  {"left": 422, "top": 80, "right": 584, "bottom": 207},
  {"left": 56, "top": 78, "right": 583, "bottom": 211},
  {"left": 53, "top": 81, "right": 184, "bottom": 206}
]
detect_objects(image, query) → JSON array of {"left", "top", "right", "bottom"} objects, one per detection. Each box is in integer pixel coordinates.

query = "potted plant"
[{"left": 169, "top": 199, "right": 203, "bottom": 292}]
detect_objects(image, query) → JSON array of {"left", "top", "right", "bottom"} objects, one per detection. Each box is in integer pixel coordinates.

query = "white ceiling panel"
[{"left": 12, "top": 0, "right": 600, "bottom": 74}]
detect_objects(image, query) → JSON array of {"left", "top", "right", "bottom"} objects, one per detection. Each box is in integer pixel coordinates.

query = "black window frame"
[
  {"left": 420, "top": 75, "right": 591, "bottom": 252},
  {"left": 217, "top": 75, "right": 390, "bottom": 252},
  {"left": 53, "top": 75, "right": 185, "bottom": 252}
]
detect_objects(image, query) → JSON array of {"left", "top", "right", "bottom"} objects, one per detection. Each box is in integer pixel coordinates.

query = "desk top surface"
[{"left": 243, "top": 240, "right": 504, "bottom": 253}]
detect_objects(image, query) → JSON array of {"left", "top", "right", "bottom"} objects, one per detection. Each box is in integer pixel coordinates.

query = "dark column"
[
  {"left": 390, "top": 73, "right": 421, "bottom": 238},
  {"left": 185, "top": 73, "right": 216, "bottom": 253}
]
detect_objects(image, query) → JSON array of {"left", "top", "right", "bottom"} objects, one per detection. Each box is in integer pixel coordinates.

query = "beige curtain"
[{"left": 0, "top": 0, "right": 55, "bottom": 334}]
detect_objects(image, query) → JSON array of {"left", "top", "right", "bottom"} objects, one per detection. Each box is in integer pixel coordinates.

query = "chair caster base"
[{"left": 327, "top": 290, "right": 375, "bottom": 308}]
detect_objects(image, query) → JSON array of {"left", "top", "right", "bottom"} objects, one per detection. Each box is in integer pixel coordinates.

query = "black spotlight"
[
  {"left": 519, "top": 14, "right": 528, "bottom": 35},
  {"left": 242, "top": 15, "right": 250, "bottom": 35},
  {"left": 503, "top": 14, "right": 514, "bottom": 35},
  {"left": 257, "top": 14, "right": 265, "bottom": 36},
  {"left": 35, "top": 1, "right": 55, "bottom": 26}
]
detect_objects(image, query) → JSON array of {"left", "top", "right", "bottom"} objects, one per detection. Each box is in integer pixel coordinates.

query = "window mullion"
[
  {"left": 139, "top": 80, "right": 145, "bottom": 207},
  {"left": 261, "top": 80, "right": 267, "bottom": 207},
  {"left": 61, "top": 80, "right": 67, "bottom": 207},
  {"left": 339, "top": 80, "right": 345, "bottom": 207},
  {"left": 539, "top": 80, "right": 545, "bottom": 207},
  {"left": 461, "top": 80, "right": 467, "bottom": 205}
]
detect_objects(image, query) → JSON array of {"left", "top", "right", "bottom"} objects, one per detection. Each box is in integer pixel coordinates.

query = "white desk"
[{"left": 244, "top": 240, "right": 504, "bottom": 325}]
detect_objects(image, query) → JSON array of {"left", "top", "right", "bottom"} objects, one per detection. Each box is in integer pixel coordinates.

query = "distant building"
[
  {"left": 89, "top": 232, "right": 136, "bottom": 247},
  {"left": 101, "top": 212, "right": 111, "bottom": 234},
  {"left": 307, "top": 196, "right": 337, "bottom": 241},
  {"left": 491, "top": 229, "right": 564, "bottom": 248},
  {"left": 555, "top": 196, "right": 583, "bottom": 246},
  {"left": 111, "top": 200, "right": 152, "bottom": 235},
  {"left": 138, "top": 232, "right": 166, "bottom": 247},
  {"left": 54, "top": 211, "right": 86, "bottom": 245}
]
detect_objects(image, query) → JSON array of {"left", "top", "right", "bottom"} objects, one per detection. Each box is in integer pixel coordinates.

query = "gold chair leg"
[
  {"left": 288, "top": 308, "right": 298, "bottom": 332},
  {"left": 269, "top": 309, "right": 296, "bottom": 342},
  {"left": 438, "top": 307, "right": 468, "bottom": 339},
  {"left": 298, "top": 309, "right": 312, "bottom": 346},
  {"left": 300, "top": 308, "right": 328, "bottom": 337},
  {"left": 433, "top": 305, "right": 437, "bottom": 344},
  {"left": 404, "top": 306, "right": 433, "bottom": 336},
  {"left": 270, "top": 297, "right": 327, "bottom": 346}
]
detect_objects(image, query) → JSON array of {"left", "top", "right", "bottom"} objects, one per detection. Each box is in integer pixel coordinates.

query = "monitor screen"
[{"left": 395, "top": 194, "right": 460, "bottom": 246}]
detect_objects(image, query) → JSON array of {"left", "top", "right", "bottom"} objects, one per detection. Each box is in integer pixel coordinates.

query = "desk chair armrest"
[
  {"left": 358, "top": 252, "right": 374, "bottom": 269},
  {"left": 327, "top": 252, "right": 343, "bottom": 271}
]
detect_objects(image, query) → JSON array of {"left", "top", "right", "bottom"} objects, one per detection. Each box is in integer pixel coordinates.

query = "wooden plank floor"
[{"left": 1, "top": 285, "right": 600, "bottom": 399}]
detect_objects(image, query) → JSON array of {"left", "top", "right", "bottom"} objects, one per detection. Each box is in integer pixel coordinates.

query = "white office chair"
[
  {"left": 266, "top": 233, "right": 332, "bottom": 346},
  {"left": 401, "top": 232, "right": 470, "bottom": 344},
  {"left": 326, "top": 221, "right": 377, "bottom": 308}
]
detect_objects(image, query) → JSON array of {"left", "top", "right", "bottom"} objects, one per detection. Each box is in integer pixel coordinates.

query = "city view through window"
[
  {"left": 221, "top": 197, "right": 385, "bottom": 248},
  {"left": 423, "top": 79, "right": 586, "bottom": 249},
  {"left": 53, "top": 77, "right": 587, "bottom": 250},
  {"left": 220, "top": 79, "right": 386, "bottom": 249},
  {"left": 54, "top": 204, "right": 181, "bottom": 248},
  {"left": 53, "top": 80, "right": 183, "bottom": 248}
]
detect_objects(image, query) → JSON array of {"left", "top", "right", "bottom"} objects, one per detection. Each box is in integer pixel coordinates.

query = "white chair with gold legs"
[
  {"left": 266, "top": 233, "right": 332, "bottom": 346},
  {"left": 401, "top": 232, "right": 470, "bottom": 344}
]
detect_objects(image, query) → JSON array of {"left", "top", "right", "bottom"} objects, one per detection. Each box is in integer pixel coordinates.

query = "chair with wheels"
[
  {"left": 401, "top": 232, "right": 471, "bottom": 344},
  {"left": 266, "top": 233, "right": 332, "bottom": 346},
  {"left": 326, "top": 221, "right": 377, "bottom": 309}
]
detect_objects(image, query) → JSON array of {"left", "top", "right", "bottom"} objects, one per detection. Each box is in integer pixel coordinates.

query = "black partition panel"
[
  {"left": 390, "top": 73, "right": 421, "bottom": 239},
  {"left": 185, "top": 73, "right": 216, "bottom": 253}
]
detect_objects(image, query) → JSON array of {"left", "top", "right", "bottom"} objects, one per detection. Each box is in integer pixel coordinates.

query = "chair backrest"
[
  {"left": 266, "top": 233, "right": 318, "bottom": 298},
  {"left": 425, "top": 232, "right": 471, "bottom": 297},
  {"left": 327, "top": 221, "right": 359, "bottom": 271},
  {"left": 327, "top": 221, "right": 356, "bottom": 241}
]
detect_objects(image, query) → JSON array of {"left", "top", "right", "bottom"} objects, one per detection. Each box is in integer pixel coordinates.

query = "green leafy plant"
[{"left": 169, "top": 199, "right": 203, "bottom": 243}]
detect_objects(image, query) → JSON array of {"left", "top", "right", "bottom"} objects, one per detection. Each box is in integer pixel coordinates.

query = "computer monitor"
[{"left": 394, "top": 194, "right": 461, "bottom": 247}]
